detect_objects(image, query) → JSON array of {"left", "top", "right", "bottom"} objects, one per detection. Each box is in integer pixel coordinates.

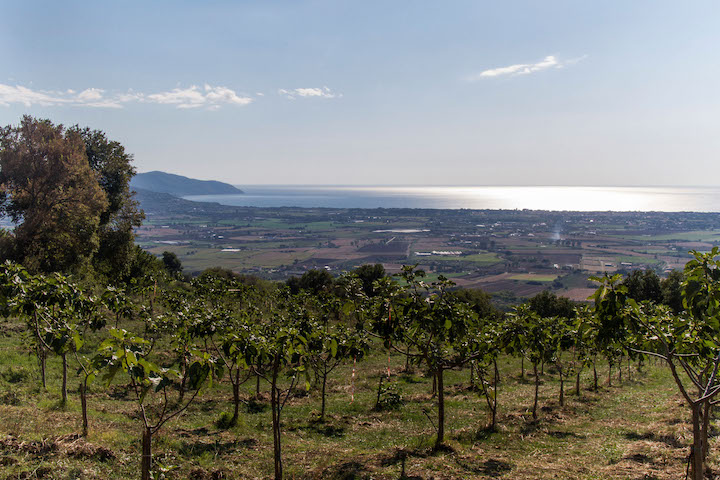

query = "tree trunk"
[
  {"left": 256, "top": 372, "right": 261, "bottom": 397},
  {"left": 575, "top": 369, "right": 581, "bottom": 396},
  {"left": 80, "top": 381, "right": 88, "bottom": 437},
  {"left": 320, "top": 371, "right": 328, "bottom": 421},
  {"left": 178, "top": 356, "right": 187, "bottom": 404},
  {"left": 271, "top": 360, "right": 282, "bottom": 480},
  {"left": 231, "top": 370, "right": 240, "bottom": 427},
  {"left": 141, "top": 427, "right": 152, "bottom": 480},
  {"left": 702, "top": 400, "right": 711, "bottom": 460},
  {"left": 618, "top": 359, "right": 622, "bottom": 383},
  {"left": 61, "top": 354, "right": 68, "bottom": 405},
  {"left": 559, "top": 368, "right": 564, "bottom": 407},
  {"left": 491, "top": 367, "right": 498, "bottom": 431},
  {"left": 375, "top": 376, "right": 383, "bottom": 410},
  {"left": 532, "top": 362, "right": 539, "bottom": 420},
  {"left": 607, "top": 363, "right": 612, "bottom": 387},
  {"left": 494, "top": 359, "right": 500, "bottom": 387},
  {"left": 435, "top": 367, "right": 445, "bottom": 449},
  {"left": 627, "top": 356, "right": 631, "bottom": 381},
  {"left": 593, "top": 362, "right": 598, "bottom": 392},
  {"left": 469, "top": 361, "right": 475, "bottom": 389},
  {"left": 521, "top": 356, "right": 524, "bottom": 379},
  {"left": 39, "top": 347, "right": 47, "bottom": 390},
  {"left": 692, "top": 403, "right": 704, "bottom": 480}
]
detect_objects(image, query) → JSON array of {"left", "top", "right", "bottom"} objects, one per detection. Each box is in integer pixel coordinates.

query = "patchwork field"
[{"left": 135, "top": 202, "right": 720, "bottom": 301}]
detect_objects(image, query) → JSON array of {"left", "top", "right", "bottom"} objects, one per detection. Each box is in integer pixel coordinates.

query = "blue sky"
[{"left": 2, "top": 1, "right": 719, "bottom": 186}]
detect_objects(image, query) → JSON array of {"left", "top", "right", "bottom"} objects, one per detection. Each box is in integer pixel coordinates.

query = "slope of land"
[
  {"left": 131, "top": 171, "right": 243, "bottom": 196},
  {"left": 0, "top": 317, "right": 706, "bottom": 479}
]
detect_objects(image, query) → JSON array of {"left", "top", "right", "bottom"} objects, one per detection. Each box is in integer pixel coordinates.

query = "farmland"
[{"left": 135, "top": 196, "right": 720, "bottom": 301}]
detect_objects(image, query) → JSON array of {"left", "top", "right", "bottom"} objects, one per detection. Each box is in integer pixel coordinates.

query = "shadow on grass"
[
  {"left": 547, "top": 430, "right": 586, "bottom": 439},
  {"left": 452, "top": 456, "right": 513, "bottom": 477},
  {"left": 398, "top": 373, "right": 424, "bottom": 384},
  {"left": 309, "top": 422, "right": 346, "bottom": 437},
  {"left": 178, "top": 438, "right": 257, "bottom": 457},
  {"left": 379, "top": 447, "right": 430, "bottom": 467},
  {"left": 454, "top": 425, "right": 498, "bottom": 443},
  {"left": 624, "top": 431, "right": 684, "bottom": 449},
  {"left": 287, "top": 418, "right": 347, "bottom": 438},
  {"left": 624, "top": 453, "right": 653, "bottom": 464},
  {"left": 519, "top": 419, "right": 540, "bottom": 436},
  {"left": 246, "top": 398, "right": 267, "bottom": 414}
]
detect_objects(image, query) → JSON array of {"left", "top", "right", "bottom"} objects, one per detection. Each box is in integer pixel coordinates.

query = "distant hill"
[{"left": 130, "top": 171, "right": 243, "bottom": 196}]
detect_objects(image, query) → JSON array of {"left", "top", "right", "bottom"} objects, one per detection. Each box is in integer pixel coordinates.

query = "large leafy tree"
[
  {"left": 74, "top": 127, "right": 144, "bottom": 278},
  {"left": 0, "top": 116, "right": 108, "bottom": 272}
]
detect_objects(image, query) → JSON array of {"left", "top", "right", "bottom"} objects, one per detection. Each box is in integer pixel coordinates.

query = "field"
[
  {"left": 0, "top": 314, "right": 711, "bottom": 480},
  {"left": 134, "top": 200, "right": 720, "bottom": 302}
]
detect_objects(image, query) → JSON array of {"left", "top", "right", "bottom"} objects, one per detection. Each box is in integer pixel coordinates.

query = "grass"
[
  {"left": 508, "top": 274, "right": 559, "bottom": 282},
  {"left": 429, "top": 253, "right": 503, "bottom": 266},
  {"left": 615, "top": 230, "right": 720, "bottom": 242},
  {"left": 0, "top": 317, "right": 710, "bottom": 479}
]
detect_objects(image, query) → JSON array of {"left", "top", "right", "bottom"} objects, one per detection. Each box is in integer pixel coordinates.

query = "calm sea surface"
[{"left": 184, "top": 186, "right": 720, "bottom": 213}]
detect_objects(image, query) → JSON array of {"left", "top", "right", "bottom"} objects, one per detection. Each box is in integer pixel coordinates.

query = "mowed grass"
[
  {"left": 429, "top": 253, "right": 503, "bottom": 266},
  {"left": 0, "top": 317, "right": 711, "bottom": 480},
  {"left": 508, "top": 274, "right": 559, "bottom": 282},
  {"left": 614, "top": 230, "right": 720, "bottom": 242}
]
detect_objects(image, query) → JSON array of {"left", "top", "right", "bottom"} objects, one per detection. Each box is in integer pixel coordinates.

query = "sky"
[{"left": 1, "top": 1, "right": 719, "bottom": 186}]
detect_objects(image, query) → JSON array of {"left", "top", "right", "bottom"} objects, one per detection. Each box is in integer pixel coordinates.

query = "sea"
[{"left": 183, "top": 185, "right": 720, "bottom": 213}]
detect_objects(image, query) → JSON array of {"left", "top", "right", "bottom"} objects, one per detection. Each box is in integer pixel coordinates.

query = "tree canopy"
[
  {"left": 0, "top": 116, "right": 108, "bottom": 272},
  {"left": 0, "top": 116, "right": 142, "bottom": 277}
]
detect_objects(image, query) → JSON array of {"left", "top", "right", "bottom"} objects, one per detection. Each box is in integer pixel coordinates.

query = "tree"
[
  {"left": 590, "top": 273, "right": 631, "bottom": 386},
  {"left": 621, "top": 249, "right": 720, "bottom": 480},
  {"left": 162, "top": 251, "right": 183, "bottom": 276},
  {"left": 352, "top": 263, "right": 386, "bottom": 297},
  {"left": 0, "top": 262, "right": 104, "bottom": 434},
  {"left": 378, "top": 266, "right": 480, "bottom": 449},
  {"left": 661, "top": 269, "right": 684, "bottom": 313},
  {"left": 469, "top": 320, "right": 503, "bottom": 430},
  {"left": 73, "top": 127, "right": 144, "bottom": 279},
  {"left": 451, "top": 287, "right": 502, "bottom": 321},
  {"left": 527, "top": 290, "right": 576, "bottom": 319},
  {"left": 251, "top": 291, "right": 315, "bottom": 480},
  {"left": 573, "top": 305, "right": 601, "bottom": 393},
  {"left": 97, "top": 328, "right": 219, "bottom": 480},
  {"left": 507, "top": 305, "right": 559, "bottom": 420},
  {"left": 0, "top": 116, "right": 108, "bottom": 272},
  {"left": 286, "top": 269, "right": 333, "bottom": 295},
  {"left": 622, "top": 269, "right": 662, "bottom": 303},
  {"left": 306, "top": 293, "right": 369, "bottom": 420}
]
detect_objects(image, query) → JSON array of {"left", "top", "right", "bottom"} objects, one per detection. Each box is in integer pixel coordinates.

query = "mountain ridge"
[{"left": 130, "top": 171, "right": 243, "bottom": 196}]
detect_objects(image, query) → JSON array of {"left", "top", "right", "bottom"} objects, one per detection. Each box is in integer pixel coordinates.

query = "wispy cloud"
[
  {"left": 146, "top": 85, "right": 252, "bottom": 109},
  {"left": 466, "top": 55, "right": 586, "bottom": 81},
  {"left": 278, "top": 86, "right": 340, "bottom": 99},
  {"left": 0, "top": 83, "right": 253, "bottom": 110}
]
